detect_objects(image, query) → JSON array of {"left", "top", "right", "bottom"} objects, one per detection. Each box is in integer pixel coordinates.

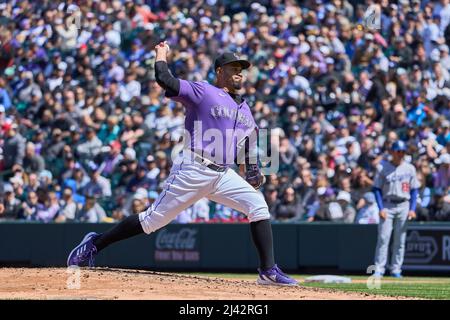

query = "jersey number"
[{"left": 402, "top": 182, "right": 410, "bottom": 192}]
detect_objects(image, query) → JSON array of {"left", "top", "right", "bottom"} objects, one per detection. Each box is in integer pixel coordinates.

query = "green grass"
[
  {"left": 301, "top": 281, "right": 450, "bottom": 300},
  {"left": 183, "top": 273, "right": 450, "bottom": 300}
]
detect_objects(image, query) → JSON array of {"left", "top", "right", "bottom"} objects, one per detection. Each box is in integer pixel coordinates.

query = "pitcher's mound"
[{"left": 0, "top": 267, "right": 402, "bottom": 300}]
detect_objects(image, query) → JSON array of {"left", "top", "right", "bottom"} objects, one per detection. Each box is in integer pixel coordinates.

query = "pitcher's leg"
[
  {"left": 67, "top": 160, "right": 216, "bottom": 266},
  {"left": 374, "top": 209, "right": 394, "bottom": 275},
  {"left": 139, "top": 162, "right": 215, "bottom": 234},
  {"left": 94, "top": 214, "right": 144, "bottom": 251},
  {"left": 208, "top": 169, "right": 297, "bottom": 285},
  {"left": 207, "top": 170, "right": 273, "bottom": 268},
  {"left": 390, "top": 205, "right": 409, "bottom": 275},
  {"left": 69, "top": 203, "right": 149, "bottom": 266},
  {"left": 207, "top": 169, "right": 271, "bottom": 222},
  {"left": 208, "top": 170, "right": 275, "bottom": 270}
]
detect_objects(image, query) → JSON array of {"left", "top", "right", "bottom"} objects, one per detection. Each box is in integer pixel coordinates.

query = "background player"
[
  {"left": 373, "top": 141, "right": 420, "bottom": 278},
  {"left": 67, "top": 42, "right": 297, "bottom": 286}
]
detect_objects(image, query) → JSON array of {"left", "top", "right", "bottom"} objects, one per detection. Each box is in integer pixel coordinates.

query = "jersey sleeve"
[{"left": 171, "top": 79, "right": 206, "bottom": 106}]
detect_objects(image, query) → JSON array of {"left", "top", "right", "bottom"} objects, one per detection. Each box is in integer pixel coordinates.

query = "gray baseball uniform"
[{"left": 373, "top": 159, "right": 420, "bottom": 275}]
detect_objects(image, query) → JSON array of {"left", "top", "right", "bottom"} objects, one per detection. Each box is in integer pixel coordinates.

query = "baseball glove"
[{"left": 245, "top": 164, "right": 266, "bottom": 190}]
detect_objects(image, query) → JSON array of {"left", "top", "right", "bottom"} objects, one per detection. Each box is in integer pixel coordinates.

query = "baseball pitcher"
[{"left": 67, "top": 42, "right": 297, "bottom": 286}]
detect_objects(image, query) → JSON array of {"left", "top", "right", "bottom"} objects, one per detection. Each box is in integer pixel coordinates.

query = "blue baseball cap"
[{"left": 391, "top": 141, "right": 407, "bottom": 152}]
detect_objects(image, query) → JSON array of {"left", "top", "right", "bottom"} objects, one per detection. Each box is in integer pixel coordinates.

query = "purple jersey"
[{"left": 171, "top": 79, "right": 257, "bottom": 166}]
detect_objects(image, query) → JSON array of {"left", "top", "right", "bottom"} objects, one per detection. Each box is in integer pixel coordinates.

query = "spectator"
[
  {"left": 130, "top": 111, "right": 153, "bottom": 151},
  {"left": 2, "top": 123, "right": 25, "bottom": 171},
  {"left": 55, "top": 187, "right": 78, "bottom": 222},
  {"left": 76, "top": 127, "right": 102, "bottom": 161},
  {"left": 43, "top": 128, "right": 66, "bottom": 160},
  {"left": 97, "top": 116, "right": 121, "bottom": 145},
  {"left": 385, "top": 103, "right": 408, "bottom": 130},
  {"left": 279, "top": 137, "right": 298, "bottom": 175},
  {"left": 71, "top": 165, "right": 90, "bottom": 194},
  {"left": 437, "top": 120, "right": 450, "bottom": 146},
  {"left": 10, "top": 172, "right": 25, "bottom": 198},
  {"left": 23, "top": 142, "right": 45, "bottom": 174},
  {"left": 118, "top": 187, "right": 149, "bottom": 220},
  {"left": 336, "top": 191, "right": 356, "bottom": 223},
  {"left": 274, "top": 186, "right": 302, "bottom": 222},
  {"left": 351, "top": 168, "right": 374, "bottom": 209},
  {"left": 20, "top": 190, "right": 39, "bottom": 220},
  {"left": 297, "top": 136, "right": 320, "bottom": 168},
  {"left": 295, "top": 168, "right": 317, "bottom": 220},
  {"left": 38, "top": 170, "right": 53, "bottom": 189},
  {"left": 126, "top": 163, "right": 152, "bottom": 193},
  {"left": 34, "top": 191, "right": 60, "bottom": 223},
  {"left": 99, "top": 140, "right": 123, "bottom": 178},
  {"left": 313, "top": 187, "right": 345, "bottom": 222},
  {"left": 407, "top": 93, "right": 428, "bottom": 127},
  {"left": 25, "top": 173, "right": 40, "bottom": 194},
  {"left": 433, "top": 153, "right": 450, "bottom": 190},
  {"left": 82, "top": 161, "right": 112, "bottom": 198},
  {"left": 16, "top": 71, "right": 42, "bottom": 103},
  {"left": 0, "top": 183, "right": 21, "bottom": 220},
  {"left": 355, "top": 192, "right": 380, "bottom": 224},
  {"left": 390, "top": 36, "right": 413, "bottom": 69},
  {"left": 439, "top": 44, "right": 450, "bottom": 71},
  {"left": 416, "top": 172, "right": 433, "bottom": 221},
  {"left": 431, "top": 188, "right": 450, "bottom": 221},
  {"left": 55, "top": 16, "right": 78, "bottom": 52},
  {"left": 119, "top": 71, "right": 141, "bottom": 103},
  {"left": 131, "top": 197, "right": 147, "bottom": 216},
  {"left": 77, "top": 195, "right": 107, "bottom": 223},
  {"left": 145, "top": 155, "right": 160, "bottom": 181},
  {"left": 60, "top": 156, "right": 80, "bottom": 183}
]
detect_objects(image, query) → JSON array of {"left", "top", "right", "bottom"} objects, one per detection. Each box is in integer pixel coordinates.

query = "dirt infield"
[{"left": 0, "top": 267, "right": 409, "bottom": 300}]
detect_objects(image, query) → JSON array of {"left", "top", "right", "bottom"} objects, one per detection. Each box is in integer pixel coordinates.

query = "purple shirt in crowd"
[{"left": 171, "top": 80, "right": 258, "bottom": 166}]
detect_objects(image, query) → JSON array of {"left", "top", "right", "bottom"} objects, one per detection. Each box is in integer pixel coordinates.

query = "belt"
[
  {"left": 194, "top": 155, "right": 227, "bottom": 172},
  {"left": 385, "top": 198, "right": 408, "bottom": 204}
]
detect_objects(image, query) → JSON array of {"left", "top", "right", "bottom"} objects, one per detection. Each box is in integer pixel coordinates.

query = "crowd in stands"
[{"left": 0, "top": 0, "right": 449, "bottom": 223}]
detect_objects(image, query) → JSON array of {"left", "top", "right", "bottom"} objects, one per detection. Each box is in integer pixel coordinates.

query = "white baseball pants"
[{"left": 139, "top": 152, "right": 270, "bottom": 234}]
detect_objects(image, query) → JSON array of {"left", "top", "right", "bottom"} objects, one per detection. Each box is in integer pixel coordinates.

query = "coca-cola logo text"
[{"left": 156, "top": 228, "right": 198, "bottom": 250}]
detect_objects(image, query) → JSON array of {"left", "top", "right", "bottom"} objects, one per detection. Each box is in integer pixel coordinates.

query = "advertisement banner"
[
  {"left": 403, "top": 226, "right": 450, "bottom": 271},
  {"left": 154, "top": 227, "right": 200, "bottom": 262}
]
